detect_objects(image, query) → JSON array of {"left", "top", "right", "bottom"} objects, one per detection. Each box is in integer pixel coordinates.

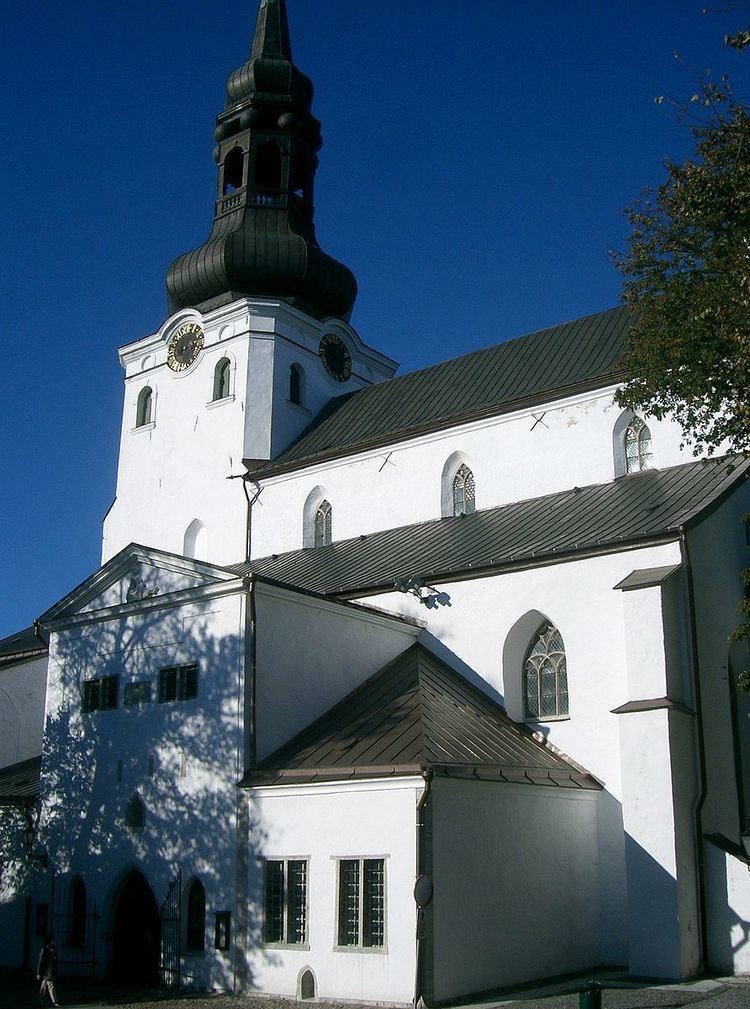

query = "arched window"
[
  {"left": 253, "top": 142, "right": 282, "bottom": 192},
  {"left": 69, "top": 875, "right": 86, "bottom": 948},
  {"left": 452, "top": 464, "right": 476, "bottom": 516},
  {"left": 299, "top": 968, "right": 316, "bottom": 999},
  {"left": 625, "top": 417, "right": 653, "bottom": 473},
  {"left": 222, "top": 147, "right": 245, "bottom": 195},
  {"left": 313, "top": 500, "right": 332, "bottom": 547},
  {"left": 289, "top": 363, "right": 304, "bottom": 406},
  {"left": 186, "top": 878, "right": 206, "bottom": 952},
  {"left": 213, "top": 358, "right": 231, "bottom": 401},
  {"left": 125, "top": 793, "right": 145, "bottom": 831},
  {"left": 183, "top": 519, "right": 207, "bottom": 560},
  {"left": 524, "top": 623, "right": 568, "bottom": 719},
  {"left": 136, "top": 387, "right": 153, "bottom": 428}
]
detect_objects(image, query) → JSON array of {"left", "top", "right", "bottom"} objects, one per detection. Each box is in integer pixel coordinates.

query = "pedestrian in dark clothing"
[{"left": 37, "top": 935, "right": 60, "bottom": 1007}]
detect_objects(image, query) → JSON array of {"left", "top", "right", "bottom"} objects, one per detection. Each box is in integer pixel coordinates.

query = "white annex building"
[{"left": 2, "top": 2, "right": 750, "bottom": 1004}]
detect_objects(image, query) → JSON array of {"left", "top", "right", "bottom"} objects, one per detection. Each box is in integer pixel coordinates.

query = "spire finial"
[{"left": 250, "top": 0, "right": 292, "bottom": 61}]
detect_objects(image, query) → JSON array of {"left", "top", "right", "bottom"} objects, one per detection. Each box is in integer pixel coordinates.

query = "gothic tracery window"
[
  {"left": 523, "top": 623, "right": 568, "bottom": 719},
  {"left": 452, "top": 464, "right": 476, "bottom": 516},
  {"left": 313, "top": 500, "right": 332, "bottom": 547},
  {"left": 624, "top": 418, "right": 653, "bottom": 474}
]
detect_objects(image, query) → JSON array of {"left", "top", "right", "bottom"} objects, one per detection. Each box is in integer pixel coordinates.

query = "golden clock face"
[
  {"left": 319, "top": 332, "right": 352, "bottom": 382},
  {"left": 167, "top": 322, "right": 204, "bottom": 372}
]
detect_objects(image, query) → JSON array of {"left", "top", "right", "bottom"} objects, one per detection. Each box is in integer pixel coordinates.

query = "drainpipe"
[
  {"left": 678, "top": 528, "right": 709, "bottom": 974},
  {"left": 414, "top": 768, "right": 433, "bottom": 1007},
  {"left": 244, "top": 575, "right": 257, "bottom": 770}
]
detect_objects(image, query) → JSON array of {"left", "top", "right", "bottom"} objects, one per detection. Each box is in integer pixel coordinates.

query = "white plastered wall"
[
  {"left": 0, "top": 654, "right": 47, "bottom": 768},
  {"left": 247, "top": 777, "right": 421, "bottom": 1003},
  {"left": 253, "top": 582, "right": 421, "bottom": 761},
  {"left": 363, "top": 540, "right": 686, "bottom": 970},
  {"left": 37, "top": 589, "right": 247, "bottom": 989},
  {"left": 430, "top": 778, "right": 601, "bottom": 1001},
  {"left": 251, "top": 390, "right": 694, "bottom": 559}
]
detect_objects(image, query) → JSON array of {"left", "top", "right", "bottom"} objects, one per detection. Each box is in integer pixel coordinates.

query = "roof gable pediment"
[{"left": 40, "top": 544, "right": 240, "bottom": 625}]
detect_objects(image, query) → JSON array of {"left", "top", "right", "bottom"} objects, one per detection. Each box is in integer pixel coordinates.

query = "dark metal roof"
[
  {"left": 252, "top": 305, "right": 633, "bottom": 478},
  {"left": 613, "top": 564, "right": 682, "bottom": 591},
  {"left": 0, "top": 625, "right": 48, "bottom": 670},
  {"left": 0, "top": 756, "right": 41, "bottom": 805},
  {"left": 243, "top": 644, "right": 600, "bottom": 789},
  {"left": 235, "top": 456, "right": 749, "bottom": 597}
]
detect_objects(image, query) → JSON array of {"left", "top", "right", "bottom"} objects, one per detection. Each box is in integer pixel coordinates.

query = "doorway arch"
[{"left": 111, "top": 869, "right": 160, "bottom": 984}]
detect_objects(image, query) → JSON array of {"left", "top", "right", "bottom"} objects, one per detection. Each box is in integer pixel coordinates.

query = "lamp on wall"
[{"left": 22, "top": 804, "right": 47, "bottom": 868}]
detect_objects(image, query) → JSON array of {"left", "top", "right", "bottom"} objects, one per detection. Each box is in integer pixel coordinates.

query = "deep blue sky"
[{"left": 1, "top": 1, "right": 746, "bottom": 638}]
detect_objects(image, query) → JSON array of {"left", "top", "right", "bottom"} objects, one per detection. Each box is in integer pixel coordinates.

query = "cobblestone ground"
[{"left": 3, "top": 972, "right": 750, "bottom": 1009}]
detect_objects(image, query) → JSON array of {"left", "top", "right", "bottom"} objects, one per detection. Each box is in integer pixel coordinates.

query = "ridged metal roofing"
[
  {"left": 0, "top": 756, "right": 41, "bottom": 804},
  {"left": 254, "top": 305, "right": 633, "bottom": 477},
  {"left": 236, "top": 457, "right": 749, "bottom": 597},
  {"left": 244, "top": 644, "right": 599, "bottom": 789},
  {"left": 0, "top": 625, "right": 48, "bottom": 669}
]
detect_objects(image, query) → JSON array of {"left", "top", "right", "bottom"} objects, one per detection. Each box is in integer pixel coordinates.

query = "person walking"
[{"left": 37, "top": 934, "right": 60, "bottom": 1007}]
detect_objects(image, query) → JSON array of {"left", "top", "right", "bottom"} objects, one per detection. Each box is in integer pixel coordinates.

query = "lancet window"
[
  {"left": 523, "top": 623, "right": 568, "bottom": 719},
  {"left": 313, "top": 500, "right": 332, "bottom": 547},
  {"left": 452, "top": 464, "right": 476, "bottom": 516},
  {"left": 624, "top": 418, "right": 653, "bottom": 473}
]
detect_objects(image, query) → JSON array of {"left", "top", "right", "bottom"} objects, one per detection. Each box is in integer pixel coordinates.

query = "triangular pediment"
[{"left": 40, "top": 543, "right": 240, "bottom": 624}]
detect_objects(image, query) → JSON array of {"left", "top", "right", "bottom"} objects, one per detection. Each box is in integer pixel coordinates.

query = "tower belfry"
[{"left": 166, "top": 0, "right": 357, "bottom": 320}]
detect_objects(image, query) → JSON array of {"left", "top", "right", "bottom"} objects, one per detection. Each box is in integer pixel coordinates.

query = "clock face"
[
  {"left": 319, "top": 332, "right": 352, "bottom": 382},
  {"left": 167, "top": 322, "right": 204, "bottom": 372}
]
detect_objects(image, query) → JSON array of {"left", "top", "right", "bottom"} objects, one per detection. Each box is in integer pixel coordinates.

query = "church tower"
[{"left": 102, "top": 0, "right": 397, "bottom": 568}]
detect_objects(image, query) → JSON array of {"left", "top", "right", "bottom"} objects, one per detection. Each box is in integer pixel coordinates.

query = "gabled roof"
[
  {"left": 0, "top": 756, "right": 41, "bottom": 805},
  {"left": 251, "top": 305, "right": 632, "bottom": 478},
  {"left": 0, "top": 626, "right": 48, "bottom": 670},
  {"left": 235, "top": 456, "right": 749, "bottom": 597},
  {"left": 242, "top": 644, "right": 599, "bottom": 789}
]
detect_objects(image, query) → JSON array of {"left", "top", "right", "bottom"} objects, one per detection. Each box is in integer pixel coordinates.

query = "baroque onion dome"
[{"left": 166, "top": 0, "right": 357, "bottom": 320}]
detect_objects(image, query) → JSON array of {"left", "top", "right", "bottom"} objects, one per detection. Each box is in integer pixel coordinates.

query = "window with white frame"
[
  {"left": 523, "top": 623, "right": 568, "bottom": 719},
  {"left": 624, "top": 417, "right": 653, "bottom": 473},
  {"left": 135, "top": 386, "right": 153, "bottom": 427},
  {"left": 336, "top": 858, "right": 385, "bottom": 949},
  {"left": 313, "top": 500, "right": 332, "bottom": 547},
  {"left": 263, "top": 859, "right": 307, "bottom": 945},
  {"left": 213, "top": 358, "right": 231, "bottom": 401},
  {"left": 452, "top": 464, "right": 476, "bottom": 516}
]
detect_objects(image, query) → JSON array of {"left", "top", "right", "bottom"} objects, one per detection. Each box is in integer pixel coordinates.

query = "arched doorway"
[{"left": 111, "top": 869, "right": 160, "bottom": 985}]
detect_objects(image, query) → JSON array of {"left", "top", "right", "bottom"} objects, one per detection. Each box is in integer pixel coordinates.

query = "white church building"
[{"left": 2, "top": 1, "right": 750, "bottom": 1003}]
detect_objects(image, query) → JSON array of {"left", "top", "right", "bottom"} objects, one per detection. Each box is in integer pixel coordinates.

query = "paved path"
[{"left": 3, "top": 971, "right": 750, "bottom": 1009}]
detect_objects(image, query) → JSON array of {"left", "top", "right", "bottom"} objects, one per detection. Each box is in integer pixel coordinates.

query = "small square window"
[
  {"left": 214, "top": 912, "right": 231, "bottom": 951},
  {"left": 337, "top": 857, "right": 385, "bottom": 949},
  {"left": 158, "top": 664, "right": 198, "bottom": 703},
  {"left": 82, "top": 676, "right": 119, "bottom": 712}
]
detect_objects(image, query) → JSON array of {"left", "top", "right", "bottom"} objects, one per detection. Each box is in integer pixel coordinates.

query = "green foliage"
[
  {"left": 614, "top": 96, "right": 750, "bottom": 456},
  {"left": 614, "top": 46, "right": 750, "bottom": 682}
]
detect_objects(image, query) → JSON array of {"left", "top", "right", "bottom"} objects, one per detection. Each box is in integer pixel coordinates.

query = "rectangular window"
[
  {"left": 262, "top": 858, "right": 307, "bottom": 945},
  {"left": 337, "top": 858, "right": 385, "bottom": 949},
  {"left": 214, "top": 912, "right": 231, "bottom": 951},
  {"left": 82, "top": 676, "right": 119, "bottom": 712},
  {"left": 124, "top": 681, "right": 151, "bottom": 706},
  {"left": 158, "top": 664, "right": 198, "bottom": 703}
]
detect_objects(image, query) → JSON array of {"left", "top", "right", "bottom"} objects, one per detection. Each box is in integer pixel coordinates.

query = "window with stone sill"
[
  {"left": 213, "top": 357, "right": 232, "bottom": 401},
  {"left": 135, "top": 386, "right": 153, "bottom": 428},
  {"left": 523, "top": 623, "right": 568, "bottom": 719},
  {"left": 336, "top": 857, "right": 385, "bottom": 950},
  {"left": 263, "top": 858, "right": 307, "bottom": 945}
]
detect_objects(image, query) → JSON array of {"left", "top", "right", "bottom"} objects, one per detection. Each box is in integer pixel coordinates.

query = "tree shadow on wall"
[{"left": 31, "top": 600, "right": 279, "bottom": 992}]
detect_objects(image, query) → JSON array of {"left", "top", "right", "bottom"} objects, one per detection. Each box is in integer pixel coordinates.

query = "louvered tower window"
[
  {"left": 452, "top": 464, "right": 476, "bottom": 516},
  {"left": 524, "top": 623, "right": 568, "bottom": 719},
  {"left": 313, "top": 500, "right": 332, "bottom": 547},
  {"left": 625, "top": 418, "right": 653, "bottom": 473}
]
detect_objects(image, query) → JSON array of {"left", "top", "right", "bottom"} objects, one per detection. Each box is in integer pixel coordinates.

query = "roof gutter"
[{"left": 678, "top": 527, "right": 709, "bottom": 975}]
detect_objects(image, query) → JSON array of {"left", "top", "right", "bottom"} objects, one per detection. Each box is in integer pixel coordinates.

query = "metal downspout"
[
  {"left": 679, "top": 528, "right": 709, "bottom": 974},
  {"left": 414, "top": 768, "right": 433, "bottom": 1007}
]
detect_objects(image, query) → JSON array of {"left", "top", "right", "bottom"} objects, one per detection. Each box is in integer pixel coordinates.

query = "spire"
[
  {"left": 249, "top": 0, "right": 292, "bottom": 61},
  {"left": 165, "top": 0, "right": 357, "bottom": 321}
]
